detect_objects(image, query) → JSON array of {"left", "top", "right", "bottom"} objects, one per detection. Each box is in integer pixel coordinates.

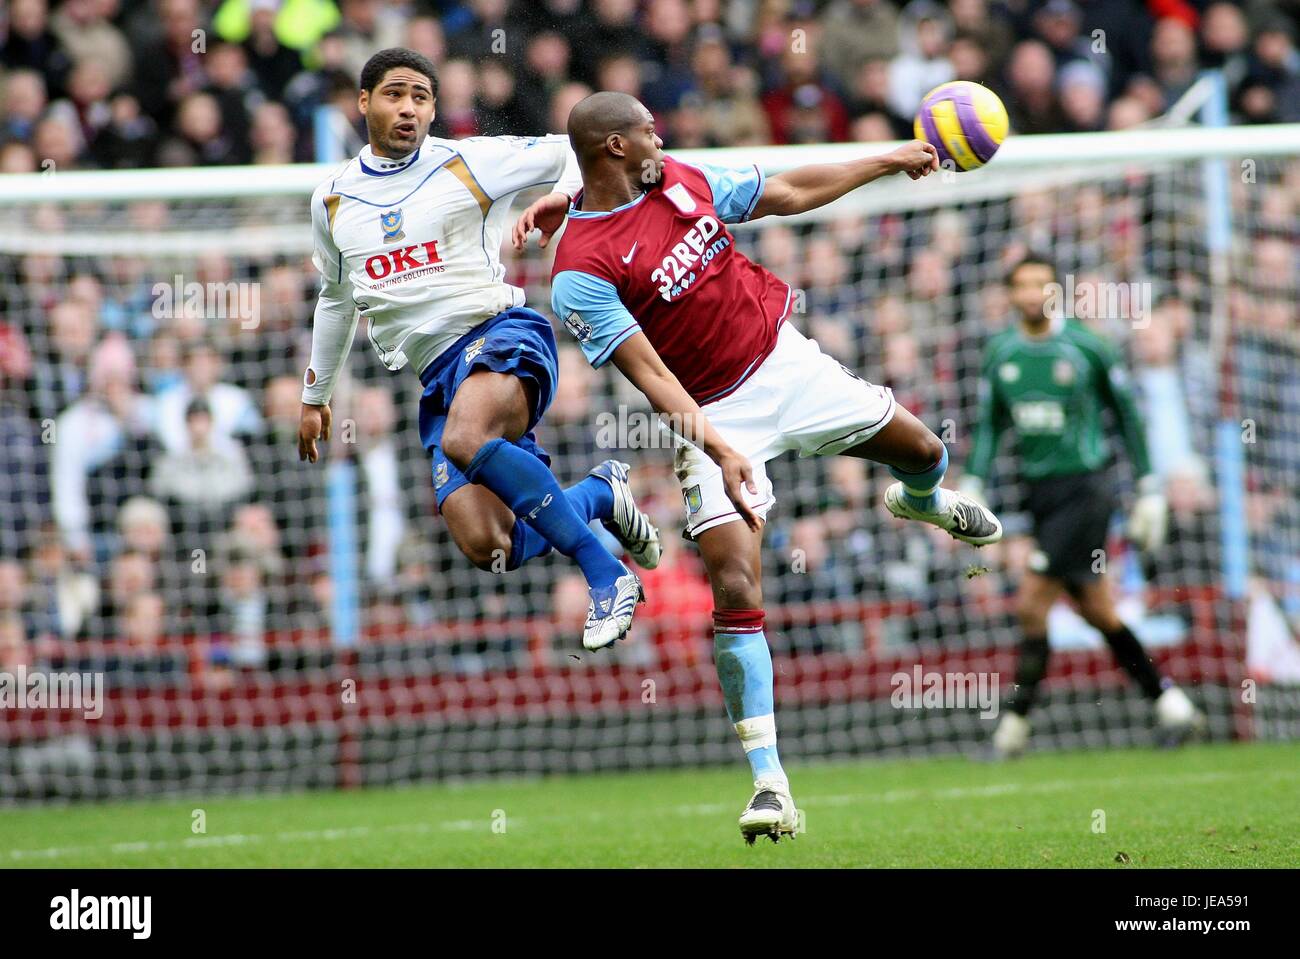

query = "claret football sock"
[
  {"left": 464, "top": 438, "right": 624, "bottom": 587},
  {"left": 714, "top": 609, "right": 786, "bottom": 784},
  {"left": 889, "top": 444, "right": 949, "bottom": 512}
]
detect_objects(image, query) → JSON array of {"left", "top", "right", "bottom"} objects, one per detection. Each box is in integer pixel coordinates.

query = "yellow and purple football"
[{"left": 914, "top": 80, "right": 1009, "bottom": 172}]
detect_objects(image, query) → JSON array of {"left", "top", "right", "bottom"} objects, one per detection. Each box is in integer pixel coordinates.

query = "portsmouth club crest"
[
  {"left": 380, "top": 208, "right": 406, "bottom": 243},
  {"left": 434, "top": 460, "right": 450, "bottom": 490}
]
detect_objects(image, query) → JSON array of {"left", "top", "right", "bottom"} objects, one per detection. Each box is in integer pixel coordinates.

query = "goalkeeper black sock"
[
  {"left": 1102, "top": 624, "right": 1164, "bottom": 700},
  {"left": 1008, "top": 633, "right": 1050, "bottom": 717}
]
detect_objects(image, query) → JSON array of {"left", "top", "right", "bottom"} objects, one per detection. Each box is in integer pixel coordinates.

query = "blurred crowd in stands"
[
  {"left": 0, "top": 0, "right": 1298, "bottom": 682},
  {"left": 2, "top": 0, "right": 1300, "bottom": 174}
]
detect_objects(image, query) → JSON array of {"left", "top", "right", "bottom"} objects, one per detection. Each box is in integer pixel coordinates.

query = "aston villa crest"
[
  {"left": 380, "top": 209, "right": 405, "bottom": 242},
  {"left": 665, "top": 183, "right": 697, "bottom": 214},
  {"left": 683, "top": 484, "right": 703, "bottom": 515}
]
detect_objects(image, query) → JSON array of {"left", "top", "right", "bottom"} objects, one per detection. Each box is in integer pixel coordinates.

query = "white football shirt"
[{"left": 302, "top": 134, "right": 581, "bottom": 405}]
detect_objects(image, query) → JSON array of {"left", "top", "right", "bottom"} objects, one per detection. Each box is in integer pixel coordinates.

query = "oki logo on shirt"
[
  {"left": 364, "top": 241, "right": 444, "bottom": 282},
  {"left": 649, "top": 214, "right": 730, "bottom": 302}
]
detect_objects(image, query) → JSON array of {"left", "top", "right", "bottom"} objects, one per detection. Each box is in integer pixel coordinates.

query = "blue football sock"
[
  {"left": 506, "top": 477, "right": 615, "bottom": 569},
  {"left": 889, "top": 444, "right": 949, "bottom": 512},
  {"left": 465, "top": 438, "right": 624, "bottom": 587},
  {"left": 714, "top": 610, "right": 786, "bottom": 783},
  {"left": 565, "top": 474, "right": 615, "bottom": 524}
]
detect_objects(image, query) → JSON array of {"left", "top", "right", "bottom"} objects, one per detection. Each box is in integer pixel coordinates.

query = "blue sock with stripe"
[
  {"left": 507, "top": 476, "right": 615, "bottom": 569},
  {"left": 714, "top": 609, "right": 786, "bottom": 784},
  {"left": 889, "top": 444, "right": 948, "bottom": 512},
  {"left": 465, "top": 438, "right": 624, "bottom": 587}
]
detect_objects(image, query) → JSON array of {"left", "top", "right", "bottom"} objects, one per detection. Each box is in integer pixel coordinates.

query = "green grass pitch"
[{"left": 4, "top": 742, "right": 1296, "bottom": 868}]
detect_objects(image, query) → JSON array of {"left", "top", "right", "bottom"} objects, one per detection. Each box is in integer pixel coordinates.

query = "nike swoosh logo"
[{"left": 620, "top": 242, "right": 638, "bottom": 264}]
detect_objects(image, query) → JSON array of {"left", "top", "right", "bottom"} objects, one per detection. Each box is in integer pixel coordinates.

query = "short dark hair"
[
  {"left": 359, "top": 48, "right": 439, "bottom": 96},
  {"left": 1005, "top": 251, "right": 1057, "bottom": 286}
]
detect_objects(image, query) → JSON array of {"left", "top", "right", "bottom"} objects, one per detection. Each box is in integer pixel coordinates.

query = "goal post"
[{"left": 0, "top": 123, "right": 1297, "bottom": 801}]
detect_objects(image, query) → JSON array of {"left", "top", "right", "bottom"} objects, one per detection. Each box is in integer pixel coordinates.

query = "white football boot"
[
  {"left": 738, "top": 778, "right": 801, "bottom": 845},
  {"left": 588, "top": 460, "right": 661, "bottom": 569},
  {"left": 1155, "top": 686, "right": 1206, "bottom": 746},
  {"left": 581, "top": 566, "right": 645, "bottom": 652},
  {"left": 884, "top": 484, "right": 1003, "bottom": 547},
  {"left": 992, "top": 712, "right": 1031, "bottom": 759}
]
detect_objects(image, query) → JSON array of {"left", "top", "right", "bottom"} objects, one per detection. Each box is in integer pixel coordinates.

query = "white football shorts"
[{"left": 674, "top": 321, "right": 896, "bottom": 538}]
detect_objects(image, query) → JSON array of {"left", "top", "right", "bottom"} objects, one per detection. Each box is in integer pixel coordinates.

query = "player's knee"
[
  {"left": 710, "top": 560, "right": 762, "bottom": 610},
  {"left": 912, "top": 431, "right": 946, "bottom": 472},
  {"left": 441, "top": 421, "right": 490, "bottom": 471},
  {"left": 893, "top": 429, "right": 945, "bottom": 474}
]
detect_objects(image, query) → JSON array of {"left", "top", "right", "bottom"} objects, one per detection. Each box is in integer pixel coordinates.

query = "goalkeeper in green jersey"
[{"left": 961, "top": 254, "right": 1204, "bottom": 756}]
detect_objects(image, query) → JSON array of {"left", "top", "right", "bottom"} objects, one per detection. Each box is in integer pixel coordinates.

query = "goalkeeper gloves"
[{"left": 1128, "top": 474, "right": 1168, "bottom": 553}]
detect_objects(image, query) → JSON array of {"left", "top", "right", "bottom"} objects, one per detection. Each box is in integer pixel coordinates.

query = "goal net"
[{"left": 1, "top": 124, "right": 1298, "bottom": 801}]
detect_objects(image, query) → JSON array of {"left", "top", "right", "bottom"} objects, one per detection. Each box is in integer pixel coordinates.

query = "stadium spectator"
[
  {"left": 1001, "top": 39, "right": 1066, "bottom": 133},
  {"left": 1058, "top": 58, "right": 1108, "bottom": 131},
  {"left": 51, "top": 0, "right": 133, "bottom": 92},
  {"left": 1, "top": 68, "right": 48, "bottom": 144},
  {"left": 819, "top": 0, "right": 901, "bottom": 93},
  {"left": 688, "top": 29, "right": 770, "bottom": 146},
  {"left": 153, "top": 338, "right": 261, "bottom": 454},
  {"left": 1150, "top": 15, "right": 1201, "bottom": 106},
  {"left": 1, "top": 0, "right": 73, "bottom": 99},
  {"left": 128, "top": 0, "right": 209, "bottom": 127},
  {"left": 335, "top": 0, "right": 406, "bottom": 80},
  {"left": 49, "top": 334, "right": 156, "bottom": 561},
  {"left": 887, "top": 0, "right": 956, "bottom": 118},
  {"left": 243, "top": 374, "right": 327, "bottom": 558},
  {"left": 762, "top": 29, "right": 850, "bottom": 144},
  {"left": 847, "top": 58, "right": 912, "bottom": 139},
  {"left": 0, "top": 612, "right": 32, "bottom": 670},
  {"left": 26, "top": 522, "right": 99, "bottom": 642},
  {"left": 429, "top": 57, "right": 478, "bottom": 138},
  {"left": 149, "top": 396, "right": 254, "bottom": 526},
  {"left": 639, "top": 0, "right": 695, "bottom": 113},
  {"left": 350, "top": 385, "right": 405, "bottom": 584}
]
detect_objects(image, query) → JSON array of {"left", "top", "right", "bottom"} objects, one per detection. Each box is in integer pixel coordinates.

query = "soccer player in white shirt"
[{"left": 295, "top": 49, "right": 659, "bottom": 650}]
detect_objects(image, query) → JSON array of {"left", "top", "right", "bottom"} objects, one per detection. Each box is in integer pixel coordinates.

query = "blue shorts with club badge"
[{"left": 418, "top": 307, "right": 558, "bottom": 507}]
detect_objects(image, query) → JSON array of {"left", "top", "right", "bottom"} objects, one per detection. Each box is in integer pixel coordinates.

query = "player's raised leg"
[
  {"left": 844, "top": 404, "right": 1003, "bottom": 546},
  {"left": 697, "top": 521, "right": 801, "bottom": 845},
  {"left": 440, "top": 370, "right": 642, "bottom": 650},
  {"left": 1069, "top": 578, "right": 1205, "bottom": 745},
  {"left": 439, "top": 460, "right": 659, "bottom": 573}
]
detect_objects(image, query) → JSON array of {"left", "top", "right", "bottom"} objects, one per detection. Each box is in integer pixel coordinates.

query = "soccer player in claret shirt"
[
  {"left": 296, "top": 50, "right": 662, "bottom": 652},
  {"left": 514, "top": 92, "right": 1003, "bottom": 844},
  {"left": 960, "top": 253, "right": 1205, "bottom": 758}
]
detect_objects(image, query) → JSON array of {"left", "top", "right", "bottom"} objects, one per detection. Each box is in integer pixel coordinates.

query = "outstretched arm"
[
  {"left": 751, "top": 140, "right": 939, "bottom": 219},
  {"left": 299, "top": 188, "right": 357, "bottom": 463},
  {"left": 610, "top": 333, "right": 763, "bottom": 532}
]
